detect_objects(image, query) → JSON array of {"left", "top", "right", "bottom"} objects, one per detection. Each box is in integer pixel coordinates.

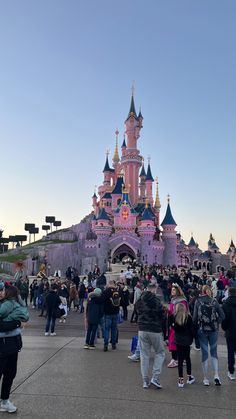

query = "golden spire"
[
  {"left": 113, "top": 129, "right": 120, "bottom": 163},
  {"left": 154, "top": 177, "right": 161, "bottom": 209},
  {"left": 167, "top": 194, "right": 170, "bottom": 203}
]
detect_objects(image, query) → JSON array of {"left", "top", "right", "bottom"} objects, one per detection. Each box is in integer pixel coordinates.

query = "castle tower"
[
  {"left": 94, "top": 206, "right": 112, "bottom": 273},
  {"left": 145, "top": 159, "right": 154, "bottom": 206},
  {"left": 121, "top": 135, "right": 127, "bottom": 157},
  {"left": 139, "top": 160, "right": 146, "bottom": 202},
  {"left": 103, "top": 152, "right": 114, "bottom": 187},
  {"left": 92, "top": 187, "right": 98, "bottom": 213},
  {"left": 138, "top": 200, "right": 155, "bottom": 265},
  {"left": 161, "top": 196, "right": 177, "bottom": 266},
  {"left": 154, "top": 177, "right": 161, "bottom": 227},
  {"left": 121, "top": 92, "right": 142, "bottom": 205}
]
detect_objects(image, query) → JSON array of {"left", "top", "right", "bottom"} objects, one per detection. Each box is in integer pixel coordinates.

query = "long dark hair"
[{"left": 5, "top": 286, "right": 20, "bottom": 303}]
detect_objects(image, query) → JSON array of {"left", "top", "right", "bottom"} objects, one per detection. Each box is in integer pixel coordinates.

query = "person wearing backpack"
[
  {"left": 102, "top": 280, "right": 121, "bottom": 352},
  {"left": 193, "top": 285, "right": 225, "bottom": 386}
]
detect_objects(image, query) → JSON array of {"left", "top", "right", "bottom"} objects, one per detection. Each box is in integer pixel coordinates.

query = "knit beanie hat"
[{"left": 94, "top": 288, "right": 102, "bottom": 296}]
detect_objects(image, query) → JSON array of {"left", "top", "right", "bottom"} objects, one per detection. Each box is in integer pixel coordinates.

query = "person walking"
[
  {"left": 193, "top": 285, "right": 225, "bottom": 386},
  {"left": 170, "top": 303, "right": 195, "bottom": 388},
  {"left": 0, "top": 282, "right": 29, "bottom": 413},
  {"left": 102, "top": 280, "right": 120, "bottom": 352},
  {"left": 167, "top": 284, "right": 187, "bottom": 368},
  {"left": 45, "top": 284, "right": 61, "bottom": 336},
  {"left": 221, "top": 287, "right": 236, "bottom": 380},
  {"left": 135, "top": 283, "right": 165, "bottom": 389}
]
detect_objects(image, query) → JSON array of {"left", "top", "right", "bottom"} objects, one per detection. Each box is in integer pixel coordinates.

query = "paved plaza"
[{"left": 2, "top": 308, "right": 235, "bottom": 419}]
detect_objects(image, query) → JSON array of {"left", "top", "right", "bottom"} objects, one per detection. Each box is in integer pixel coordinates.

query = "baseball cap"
[{"left": 0, "top": 282, "right": 5, "bottom": 290}]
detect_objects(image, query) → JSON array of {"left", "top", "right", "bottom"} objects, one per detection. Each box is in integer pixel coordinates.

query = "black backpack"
[
  {"left": 110, "top": 290, "right": 121, "bottom": 307},
  {"left": 198, "top": 299, "right": 219, "bottom": 332}
]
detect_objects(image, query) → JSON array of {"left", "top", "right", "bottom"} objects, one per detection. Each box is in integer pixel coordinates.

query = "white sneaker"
[
  {"left": 59, "top": 319, "right": 62, "bottom": 323},
  {"left": 167, "top": 359, "right": 178, "bottom": 368},
  {"left": 203, "top": 378, "right": 210, "bottom": 386},
  {"left": 187, "top": 376, "right": 195, "bottom": 384},
  {"left": 50, "top": 332, "right": 56, "bottom": 336},
  {"left": 228, "top": 372, "right": 235, "bottom": 380},
  {"left": 0, "top": 399, "right": 17, "bottom": 413},
  {"left": 44, "top": 332, "right": 49, "bottom": 336},
  {"left": 178, "top": 379, "right": 184, "bottom": 388},
  {"left": 143, "top": 381, "right": 149, "bottom": 389},
  {"left": 128, "top": 354, "right": 140, "bottom": 362}
]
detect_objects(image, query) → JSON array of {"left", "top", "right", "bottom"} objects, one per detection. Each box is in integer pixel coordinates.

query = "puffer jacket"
[
  {"left": 135, "top": 291, "right": 164, "bottom": 333},
  {"left": 222, "top": 296, "right": 236, "bottom": 337},
  {"left": 0, "top": 298, "right": 29, "bottom": 322}
]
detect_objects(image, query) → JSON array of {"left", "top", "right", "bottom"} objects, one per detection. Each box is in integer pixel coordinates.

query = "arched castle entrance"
[{"left": 111, "top": 244, "right": 136, "bottom": 263}]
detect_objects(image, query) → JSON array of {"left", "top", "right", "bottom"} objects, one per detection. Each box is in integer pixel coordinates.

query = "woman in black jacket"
[
  {"left": 170, "top": 303, "right": 195, "bottom": 388},
  {"left": 222, "top": 287, "right": 236, "bottom": 380}
]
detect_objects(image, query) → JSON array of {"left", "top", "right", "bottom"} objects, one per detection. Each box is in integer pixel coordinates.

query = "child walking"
[{"left": 170, "top": 303, "right": 195, "bottom": 388}]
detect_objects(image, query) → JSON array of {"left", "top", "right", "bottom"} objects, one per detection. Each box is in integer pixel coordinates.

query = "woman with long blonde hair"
[
  {"left": 167, "top": 284, "right": 188, "bottom": 368},
  {"left": 170, "top": 303, "right": 195, "bottom": 387}
]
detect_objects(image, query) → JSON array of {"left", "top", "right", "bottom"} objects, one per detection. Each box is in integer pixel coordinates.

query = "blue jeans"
[
  {"left": 97, "top": 316, "right": 105, "bottom": 338},
  {"left": 104, "top": 314, "right": 118, "bottom": 346},
  {"left": 45, "top": 315, "right": 56, "bottom": 333},
  {"left": 198, "top": 329, "right": 218, "bottom": 362},
  {"left": 86, "top": 323, "right": 98, "bottom": 345}
]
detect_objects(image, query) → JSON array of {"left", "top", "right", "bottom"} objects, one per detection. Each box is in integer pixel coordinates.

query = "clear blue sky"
[{"left": 0, "top": 0, "right": 235, "bottom": 252}]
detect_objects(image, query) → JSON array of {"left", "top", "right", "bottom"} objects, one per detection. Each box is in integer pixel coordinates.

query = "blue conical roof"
[
  {"left": 122, "top": 137, "right": 127, "bottom": 148},
  {"left": 140, "top": 164, "right": 146, "bottom": 178},
  {"left": 97, "top": 208, "right": 110, "bottom": 221},
  {"left": 92, "top": 192, "right": 97, "bottom": 198},
  {"left": 188, "top": 236, "right": 196, "bottom": 247},
  {"left": 103, "top": 156, "right": 113, "bottom": 173},
  {"left": 103, "top": 192, "right": 112, "bottom": 199},
  {"left": 146, "top": 163, "right": 154, "bottom": 182},
  {"left": 112, "top": 176, "right": 123, "bottom": 194},
  {"left": 141, "top": 207, "right": 154, "bottom": 221},
  {"left": 161, "top": 203, "right": 177, "bottom": 226}
]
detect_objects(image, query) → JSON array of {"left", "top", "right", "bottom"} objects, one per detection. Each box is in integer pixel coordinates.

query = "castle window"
[{"left": 148, "top": 241, "right": 151, "bottom": 246}]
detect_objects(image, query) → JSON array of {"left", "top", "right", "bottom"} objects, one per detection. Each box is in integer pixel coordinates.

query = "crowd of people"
[{"left": 0, "top": 263, "right": 236, "bottom": 412}]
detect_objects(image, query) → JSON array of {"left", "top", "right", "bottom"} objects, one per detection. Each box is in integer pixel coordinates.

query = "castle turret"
[
  {"left": 188, "top": 236, "right": 197, "bottom": 247},
  {"left": 161, "top": 196, "right": 177, "bottom": 266},
  {"left": 103, "top": 152, "right": 114, "bottom": 187},
  {"left": 138, "top": 200, "right": 155, "bottom": 265},
  {"left": 92, "top": 187, "right": 98, "bottom": 212},
  {"left": 111, "top": 175, "right": 123, "bottom": 208},
  {"left": 121, "top": 135, "right": 127, "bottom": 157},
  {"left": 139, "top": 160, "right": 146, "bottom": 202},
  {"left": 94, "top": 206, "right": 112, "bottom": 272},
  {"left": 121, "top": 91, "right": 142, "bottom": 205},
  {"left": 145, "top": 159, "right": 154, "bottom": 206}
]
